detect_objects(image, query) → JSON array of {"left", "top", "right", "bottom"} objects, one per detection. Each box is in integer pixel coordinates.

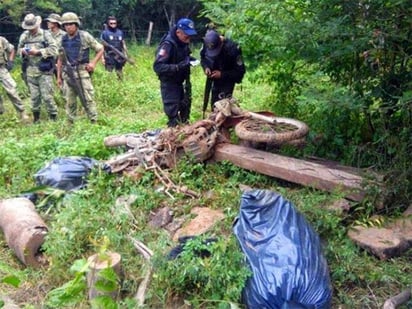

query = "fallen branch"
[
  {"left": 135, "top": 265, "right": 152, "bottom": 307},
  {"left": 383, "top": 288, "right": 411, "bottom": 309},
  {"left": 128, "top": 236, "right": 153, "bottom": 260},
  {"left": 128, "top": 236, "right": 153, "bottom": 307},
  {"left": 148, "top": 162, "right": 200, "bottom": 199}
]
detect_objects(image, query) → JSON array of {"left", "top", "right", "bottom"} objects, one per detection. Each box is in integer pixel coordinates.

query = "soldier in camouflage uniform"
[
  {"left": 45, "top": 13, "right": 66, "bottom": 41},
  {"left": 56, "top": 12, "right": 104, "bottom": 123},
  {"left": 18, "top": 13, "right": 59, "bottom": 122},
  {"left": 45, "top": 13, "right": 66, "bottom": 77},
  {"left": 0, "top": 35, "right": 29, "bottom": 120}
]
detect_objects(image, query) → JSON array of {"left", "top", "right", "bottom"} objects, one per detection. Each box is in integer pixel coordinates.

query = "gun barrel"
[{"left": 102, "top": 41, "right": 135, "bottom": 65}]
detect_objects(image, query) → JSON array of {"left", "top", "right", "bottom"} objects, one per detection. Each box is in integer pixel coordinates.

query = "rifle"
[
  {"left": 202, "top": 78, "right": 213, "bottom": 118},
  {"left": 21, "top": 56, "right": 29, "bottom": 86},
  {"left": 59, "top": 48, "right": 88, "bottom": 107},
  {"left": 101, "top": 41, "right": 135, "bottom": 65}
]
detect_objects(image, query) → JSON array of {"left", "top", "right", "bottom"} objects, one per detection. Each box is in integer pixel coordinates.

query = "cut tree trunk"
[
  {"left": 86, "top": 252, "right": 122, "bottom": 301},
  {"left": 213, "top": 143, "right": 368, "bottom": 201},
  {"left": 0, "top": 197, "right": 48, "bottom": 268}
]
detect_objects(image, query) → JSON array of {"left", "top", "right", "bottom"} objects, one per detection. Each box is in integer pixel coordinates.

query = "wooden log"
[
  {"left": 86, "top": 252, "right": 122, "bottom": 301},
  {"left": 0, "top": 197, "right": 48, "bottom": 267},
  {"left": 383, "top": 288, "right": 411, "bottom": 309},
  {"left": 213, "top": 143, "right": 366, "bottom": 201}
]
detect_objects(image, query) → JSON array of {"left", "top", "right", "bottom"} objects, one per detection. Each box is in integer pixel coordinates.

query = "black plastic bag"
[
  {"left": 167, "top": 236, "right": 218, "bottom": 260},
  {"left": 34, "top": 156, "right": 98, "bottom": 191},
  {"left": 233, "top": 189, "right": 332, "bottom": 309}
]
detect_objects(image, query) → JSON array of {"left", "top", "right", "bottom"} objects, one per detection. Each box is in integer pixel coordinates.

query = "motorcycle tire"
[{"left": 234, "top": 117, "right": 309, "bottom": 145}]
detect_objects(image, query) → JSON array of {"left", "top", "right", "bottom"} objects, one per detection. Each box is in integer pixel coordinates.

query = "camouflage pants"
[
  {"left": 27, "top": 73, "right": 57, "bottom": 116},
  {"left": 0, "top": 66, "right": 25, "bottom": 114},
  {"left": 62, "top": 71, "right": 97, "bottom": 122}
]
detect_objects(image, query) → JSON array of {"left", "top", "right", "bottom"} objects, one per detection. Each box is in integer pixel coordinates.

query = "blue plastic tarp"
[
  {"left": 233, "top": 189, "right": 332, "bottom": 309},
  {"left": 34, "top": 156, "right": 98, "bottom": 191}
]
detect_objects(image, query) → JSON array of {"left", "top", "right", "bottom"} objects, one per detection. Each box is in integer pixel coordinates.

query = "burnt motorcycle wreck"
[{"left": 103, "top": 97, "right": 309, "bottom": 197}]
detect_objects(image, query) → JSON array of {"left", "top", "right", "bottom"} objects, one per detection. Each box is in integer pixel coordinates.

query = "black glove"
[
  {"left": 176, "top": 58, "right": 190, "bottom": 71},
  {"left": 6, "top": 60, "right": 14, "bottom": 71}
]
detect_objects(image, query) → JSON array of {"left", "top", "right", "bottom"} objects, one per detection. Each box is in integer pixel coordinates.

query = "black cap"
[{"left": 204, "top": 30, "right": 222, "bottom": 57}]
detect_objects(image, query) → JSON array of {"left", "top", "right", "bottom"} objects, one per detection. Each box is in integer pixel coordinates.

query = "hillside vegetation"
[{"left": 0, "top": 45, "right": 410, "bottom": 308}]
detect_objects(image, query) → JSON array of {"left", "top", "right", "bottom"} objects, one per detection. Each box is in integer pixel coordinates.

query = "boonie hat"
[
  {"left": 22, "top": 13, "right": 42, "bottom": 30},
  {"left": 176, "top": 18, "right": 197, "bottom": 36},
  {"left": 45, "top": 13, "right": 62, "bottom": 25},
  {"left": 204, "top": 30, "right": 223, "bottom": 58}
]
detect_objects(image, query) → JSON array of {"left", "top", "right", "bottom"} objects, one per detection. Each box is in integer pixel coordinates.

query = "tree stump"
[
  {"left": 0, "top": 197, "right": 48, "bottom": 268},
  {"left": 86, "top": 252, "right": 122, "bottom": 301}
]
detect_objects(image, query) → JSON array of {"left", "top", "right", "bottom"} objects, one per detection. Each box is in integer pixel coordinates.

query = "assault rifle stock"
[
  {"left": 101, "top": 41, "right": 135, "bottom": 65},
  {"left": 59, "top": 48, "right": 88, "bottom": 107}
]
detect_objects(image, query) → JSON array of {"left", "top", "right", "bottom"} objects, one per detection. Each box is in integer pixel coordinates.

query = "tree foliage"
[
  {"left": 0, "top": 0, "right": 60, "bottom": 25},
  {"left": 1, "top": 0, "right": 204, "bottom": 42},
  {"left": 200, "top": 0, "right": 317, "bottom": 113},
  {"left": 200, "top": 0, "right": 412, "bottom": 207}
]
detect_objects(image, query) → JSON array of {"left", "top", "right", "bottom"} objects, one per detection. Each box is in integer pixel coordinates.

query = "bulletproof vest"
[
  {"left": 61, "top": 31, "right": 89, "bottom": 65},
  {"left": 102, "top": 29, "right": 123, "bottom": 50}
]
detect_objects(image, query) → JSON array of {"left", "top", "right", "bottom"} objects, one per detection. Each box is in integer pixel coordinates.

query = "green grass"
[{"left": 0, "top": 44, "right": 410, "bottom": 308}]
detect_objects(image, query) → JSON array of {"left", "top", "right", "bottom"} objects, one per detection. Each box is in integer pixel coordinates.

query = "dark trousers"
[
  {"left": 104, "top": 56, "right": 125, "bottom": 79},
  {"left": 160, "top": 82, "right": 190, "bottom": 127}
]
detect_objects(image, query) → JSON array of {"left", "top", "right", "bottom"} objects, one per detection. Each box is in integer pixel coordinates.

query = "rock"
[
  {"left": 403, "top": 204, "right": 412, "bottom": 216},
  {"left": 328, "top": 198, "right": 352, "bottom": 212},
  {"left": 172, "top": 207, "right": 225, "bottom": 242},
  {"left": 165, "top": 217, "right": 185, "bottom": 235},
  {"left": 348, "top": 216, "right": 412, "bottom": 260},
  {"left": 148, "top": 207, "right": 173, "bottom": 228}
]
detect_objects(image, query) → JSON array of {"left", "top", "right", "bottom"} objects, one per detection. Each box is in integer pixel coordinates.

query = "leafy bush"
[{"left": 151, "top": 235, "right": 251, "bottom": 308}]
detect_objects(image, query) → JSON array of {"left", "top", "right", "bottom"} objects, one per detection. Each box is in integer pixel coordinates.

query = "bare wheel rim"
[{"left": 234, "top": 117, "right": 309, "bottom": 144}]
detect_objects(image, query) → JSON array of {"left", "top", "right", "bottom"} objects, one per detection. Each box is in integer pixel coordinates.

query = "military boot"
[
  {"left": 33, "top": 111, "right": 40, "bottom": 123},
  {"left": 49, "top": 114, "right": 57, "bottom": 121}
]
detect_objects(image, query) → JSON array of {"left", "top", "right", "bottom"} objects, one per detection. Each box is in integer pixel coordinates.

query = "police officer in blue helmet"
[{"left": 153, "top": 18, "right": 197, "bottom": 127}]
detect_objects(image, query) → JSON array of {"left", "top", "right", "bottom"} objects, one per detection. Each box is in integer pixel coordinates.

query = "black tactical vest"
[{"left": 61, "top": 32, "right": 89, "bottom": 65}]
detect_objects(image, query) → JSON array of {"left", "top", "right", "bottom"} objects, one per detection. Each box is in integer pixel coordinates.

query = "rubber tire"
[{"left": 234, "top": 117, "right": 309, "bottom": 144}]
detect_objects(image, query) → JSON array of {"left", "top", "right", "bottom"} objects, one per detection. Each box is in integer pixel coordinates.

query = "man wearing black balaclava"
[{"left": 101, "top": 16, "right": 128, "bottom": 80}]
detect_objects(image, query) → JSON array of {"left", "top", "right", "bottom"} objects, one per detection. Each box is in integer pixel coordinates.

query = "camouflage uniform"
[
  {"left": 18, "top": 28, "right": 58, "bottom": 119},
  {"left": 48, "top": 29, "right": 66, "bottom": 79},
  {"left": 49, "top": 28, "right": 66, "bottom": 42},
  {"left": 60, "top": 30, "right": 103, "bottom": 122},
  {"left": 45, "top": 13, "right": 66, "bottom": 77},
  {"left": 0, "top": 36, "right": 26, "bottom": 116}
]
